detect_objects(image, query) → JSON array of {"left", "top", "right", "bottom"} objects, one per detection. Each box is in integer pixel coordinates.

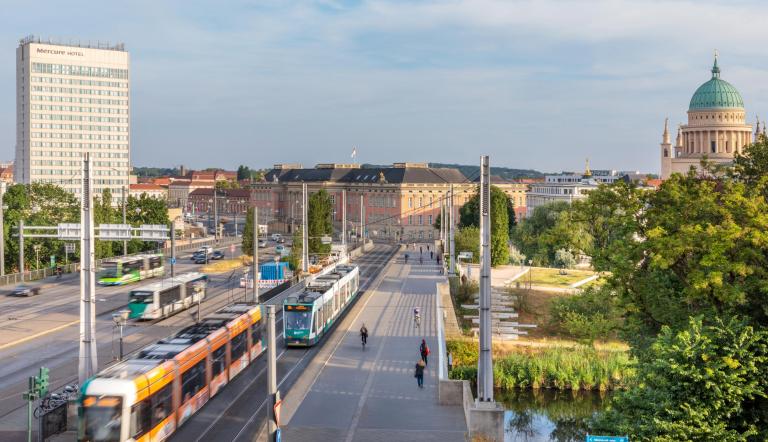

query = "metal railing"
[{"left": 0, "top": 236, "right": 242, "bottom": 288}]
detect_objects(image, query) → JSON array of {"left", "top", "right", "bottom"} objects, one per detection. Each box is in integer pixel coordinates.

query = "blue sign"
[
  {"left": 587, "top": 436, "right": 628, "bottom": 442},
  {"left": 276, "top": 428, "right": 281, "bottom": 442},
  {"left": 170, "top": 257, "right": 176, "bottom": 265}
]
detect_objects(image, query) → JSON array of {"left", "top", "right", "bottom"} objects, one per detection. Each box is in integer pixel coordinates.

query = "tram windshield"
[
  {"left": 82, "top": 396, "right": 122, "bottom": 442},
  {"left": 285, "top": 310, "right": 311, "bottom": 330}
]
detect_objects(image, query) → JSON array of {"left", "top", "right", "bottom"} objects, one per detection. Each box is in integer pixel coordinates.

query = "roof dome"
[{"left": 689, "top": 56, "right": 744, "bottom": 110}]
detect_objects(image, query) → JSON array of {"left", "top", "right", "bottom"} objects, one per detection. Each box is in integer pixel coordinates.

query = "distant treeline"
[{"left": 133, "top": 167, "right": 180, "bottom": 177}]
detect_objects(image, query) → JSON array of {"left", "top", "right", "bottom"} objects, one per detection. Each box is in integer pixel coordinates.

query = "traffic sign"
[
  {"left": 170, "top": 257, "right": 176, "bottom": 265},
  {"left": 65, "top": 243, "right": 76, "bottom": 253},
  {"left": 586, "top": 436, "right": 629, "bottom": 442},
  {"left": 321, "top": 236, "right": 332, "bottom": 245}
]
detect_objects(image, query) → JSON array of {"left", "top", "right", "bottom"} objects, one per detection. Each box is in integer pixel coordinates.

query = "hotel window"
[
  {"left": 408, "top": 215, "right": 413, "bottom": 225},
  {"left": 428, "top": 215, "right": 432, "bottom": 225},
  {"left": 408, "top": 197, "right": 412, "bottom": 208},
  {"left": 418, "top": 215, "right": 423, "bottom": 225},
  {"left": 418, "top": 197, "right": 423, "bottom": 208}
]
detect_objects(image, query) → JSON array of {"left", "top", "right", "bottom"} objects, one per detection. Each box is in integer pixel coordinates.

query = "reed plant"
[{"left": 447, "top": 340, "right": 634, "bottom": 391}]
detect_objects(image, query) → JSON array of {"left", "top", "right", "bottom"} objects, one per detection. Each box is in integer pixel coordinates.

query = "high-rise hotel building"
[{"left": 15, "top": 36, "right": 130, "bottom": 204}]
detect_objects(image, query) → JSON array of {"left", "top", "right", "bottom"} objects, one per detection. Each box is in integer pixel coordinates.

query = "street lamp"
[
  {"left": 33, "top": 244, "right": 41, "bottom": 270},
  {"left": 112, "top": 309, "right": 130, "bottom": 360},
  {"left": 527, "top": 259, "right": 533, "bottom": 290}
]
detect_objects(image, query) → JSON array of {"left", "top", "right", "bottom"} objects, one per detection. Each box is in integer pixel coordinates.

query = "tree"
[
  {"left": 125, "top": 194, "right": 170, "bottom": 254},
  {"left": 731, "top": 136, "right": 768, "bottom": 187},
  {"left": 237, "top": 165, "right": 252, "bottom": 181},
  {"left": 307, "top": 189, "right": 333, "bottom": 256},
  {"left": 93, "top": 188, "right": 118, "bottom": 259},
  {"left": 554, "top": 248, "right": 576, "bottom": 270},
  {"left": 459, "top": 185, "right": 510, "bottom": 266},
  {"left": 593, "top": 316, "right": 768, "bottom": 440},
  {"left": 287, "top": 227, "right": 302, "bottom": 271},
  {"left": 454, "top": 226, "right": 479, "bottom": 264},
  {"left": 215, "top": 180, "right": 240, "bottom": 190},
  {"left": 3, "top": 183, "right": 79, "bottom": 272},
  {"left": 511, "top": 202, "right": 590, "bottom": 266},
  {"left": 242, "top": 208, "right": 255, "bottom": 256}
]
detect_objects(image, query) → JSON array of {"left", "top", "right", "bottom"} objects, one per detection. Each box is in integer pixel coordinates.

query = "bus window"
[
  {"left": 82, "top": 396, "right": 122, "bottom": 442},
  {"left": 125, "top": 259, "right": 142, "bottom": 273},
  {"left": 150, "top": 383, "right": 172, "bottom": 428},
  {"left": 149, "top": 256, "right": 162, "bottom": 269},
  {"left": 230, "top": 332, "right": 247, "bottom": 361},
  {"left": 129, "top": 398, "right": 151, "bottom": 439},
  {"left": 211, "top": 346, "right": 226, "bottom": 377},
  {"left": 181, "top": 360, "right": 206, "bottom": 403},
  {"left": 159, "top": 286, "right": 181, "bottom": 307}
]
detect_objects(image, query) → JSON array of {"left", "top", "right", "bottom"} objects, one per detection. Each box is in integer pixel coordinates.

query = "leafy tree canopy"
[{"left": 308, "top": 189, "right": 333, "bottom": 255}]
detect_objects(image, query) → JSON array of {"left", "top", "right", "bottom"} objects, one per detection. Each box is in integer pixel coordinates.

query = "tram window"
[
  {"left": 181, "top": 360, "right": 206, "bottom": 403},
  {"left": 130, "top": 399, "right": 151, "bottom": 438},
  {"left": 313, "top": 311, "right": 319, "bottom": 333},
  {"left": 211, "top": 346, "right": 226, "bottom": 377},
  {"left": 159, "top": 286, "right": 181, "bottom": 307},
  {"left": 250, "top": 323, "right": 262, "bottom": 347},
  {"left": 150, "top": 383, "right": 172, "bottom": 427},
  {"left": 125, "top": 259, "right": 142, "bottom": 272},
  {"left": 230, "top": 332, "right": 246, "bottom": 361}
]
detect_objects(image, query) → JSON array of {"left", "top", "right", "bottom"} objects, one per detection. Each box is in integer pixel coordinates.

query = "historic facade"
[{"left": 660, "top": 56, "right": 757, "bottom": 179}]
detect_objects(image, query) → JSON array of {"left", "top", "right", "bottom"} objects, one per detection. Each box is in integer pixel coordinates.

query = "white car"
[
  {"left": 258, "top": 240, "right": 267, "bottom": 248},
  {"left": 271, "top": 234, "right": 282, "bottom": 242}
]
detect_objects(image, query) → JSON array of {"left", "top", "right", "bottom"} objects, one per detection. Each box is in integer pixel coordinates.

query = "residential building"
[
  {"left": 188, "top": 188, "right": 251, "bottom": 216},
  {"left": 129, "top": 183, "right": 167, "bottom": 200},
  {"left": 15, "top": 36, "right": 130, "bottom": 204},
  {"left": 660, "top": 55, "right": 759, "bottom": 179},
  {"left": 0, "top": 162, "right": 14, "bottom": 184}
]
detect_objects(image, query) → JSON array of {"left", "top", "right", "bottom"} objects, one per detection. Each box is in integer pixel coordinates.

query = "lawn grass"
[{"left": 525, "top": 267, "right": 595, "bottom": 287}]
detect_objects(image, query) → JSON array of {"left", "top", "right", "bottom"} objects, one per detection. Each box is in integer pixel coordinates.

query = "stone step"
[
  {"left": 463, "top": 312, "right": 519, "bottom": 319},
  {"left": 469, "top": 319, "right": 537, "bottom": 328}
]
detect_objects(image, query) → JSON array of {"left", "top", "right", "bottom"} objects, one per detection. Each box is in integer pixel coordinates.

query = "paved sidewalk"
[{"left": 280, "top": 249, "right": 467, "bottom": 441}]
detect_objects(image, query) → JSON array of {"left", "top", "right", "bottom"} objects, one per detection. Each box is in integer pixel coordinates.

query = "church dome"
[{"left": 689, "top": 57, "right": 744, "bottom": 110}]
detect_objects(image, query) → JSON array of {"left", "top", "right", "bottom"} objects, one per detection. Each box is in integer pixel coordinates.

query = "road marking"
[{"left": 0, "top": 319, "right": 80, "bottom": 351}]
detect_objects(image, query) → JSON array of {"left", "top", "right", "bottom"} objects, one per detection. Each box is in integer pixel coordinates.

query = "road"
[
  {"left": 0, "top": 239, "right": 282, "bottom": 438},
  {"left": 168, "top": 244, "right": 397, "bottom": 442}
]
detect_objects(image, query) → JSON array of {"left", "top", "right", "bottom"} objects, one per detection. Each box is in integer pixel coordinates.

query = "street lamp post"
[
  {"left": 33, "top": 244, "right": 41, "bottom": 270},
  {"left": 112, "top": 309, "right": 130, "bottom": 360},
  {"left": 0, "top": 181, "right": 6, "bottom": 276}
]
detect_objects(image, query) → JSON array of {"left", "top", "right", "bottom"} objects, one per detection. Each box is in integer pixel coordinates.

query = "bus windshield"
[
  {"left": 129, "top": 291, "right": 153, "bottom": 304},
  {"left": 82, "top": 396, "right": 122, "bottom": 442},
  {"left": 99, "top": 265, "right": 120, "bottom": 279},
  {"left": 285, "top": 310, "right": 312, "bottom": 330}
]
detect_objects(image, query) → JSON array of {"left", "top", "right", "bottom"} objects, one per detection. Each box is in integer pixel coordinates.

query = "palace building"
[{"left": 660, "top": 55, "right": 763, "bottom": 179}]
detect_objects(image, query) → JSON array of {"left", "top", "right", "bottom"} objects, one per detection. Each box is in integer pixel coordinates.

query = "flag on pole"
[{"left": 351, "top": 146, "right": 357, "bottom": 159}]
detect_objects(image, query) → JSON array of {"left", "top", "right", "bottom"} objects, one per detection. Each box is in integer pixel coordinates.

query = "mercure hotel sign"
[{"left": 36, "top": 47, "right": 84, "bottom": 57}]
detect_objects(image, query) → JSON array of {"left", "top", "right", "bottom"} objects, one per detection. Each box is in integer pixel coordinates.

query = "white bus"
[{"left": 127, "top": 272, "right": 208, "bottom": 320}]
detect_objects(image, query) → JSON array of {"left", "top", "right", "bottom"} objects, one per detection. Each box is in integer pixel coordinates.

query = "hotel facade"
[{"left": 15, "top": 36, "right": 130, "bottom": 204}]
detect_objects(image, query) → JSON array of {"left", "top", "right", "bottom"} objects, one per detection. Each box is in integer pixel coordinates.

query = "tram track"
[{"left": 173, "top": 243, "right": 398, "bottom": 442}]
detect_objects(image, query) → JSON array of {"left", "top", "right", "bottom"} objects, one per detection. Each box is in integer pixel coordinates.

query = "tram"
[
  {"left": 127, "top": 273, "right": 208, "bottom": 320},
  {"left": 78, "top": 302, "right": 264, "bottom": 442},
  {"left": 98, "top": 254, "right": 165, "bottom": 286},
  {"left": 283, "top": 264, "right": 360, "bottom": 347}
]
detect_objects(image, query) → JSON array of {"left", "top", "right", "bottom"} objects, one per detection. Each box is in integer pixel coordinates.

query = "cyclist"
[
  {"left": 413, "top": 307, "right": 421, "bottom": 328},
  {"left": 360, "top": 324, "right": 369, "bottom": 347}
]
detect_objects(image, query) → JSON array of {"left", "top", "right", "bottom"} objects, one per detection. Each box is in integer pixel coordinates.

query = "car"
[
  {"left": 275, "top": 245, "right": 285, "bottom": 253},
  {"left": 276, "top": 237, "right": 286, "bottom": 244},
  {"left": 197, "top": 246, "right": 213, "bottom": 254},
  {"left": 193, "top": 255, "right": 209, "bottom": 264},
  {"left": 211, "top": 251, "right": 225, "bottom": 260},
  {"left": 258, "top": 240, "right": 267, "bottom": 248},
  {"left": 12, "top": 285, "right": 41, "bottom": 297}
]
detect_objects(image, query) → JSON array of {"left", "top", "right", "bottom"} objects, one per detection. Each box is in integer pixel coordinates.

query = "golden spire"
[{"left": 584, "top": 158, "right": 592, "bottom": 178}]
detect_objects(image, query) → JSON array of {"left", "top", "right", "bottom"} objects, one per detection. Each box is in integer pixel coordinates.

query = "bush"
[
  {"left": 449, "top": 276, "right": 479, "bottom": 306},
  {"left": 550, "top": 286, "right": 622, "bottom": 342}
]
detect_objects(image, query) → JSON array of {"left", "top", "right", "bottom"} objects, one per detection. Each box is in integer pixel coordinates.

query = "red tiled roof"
[{"left": 130, "top": 184, "right": 164, "bottom": 191}]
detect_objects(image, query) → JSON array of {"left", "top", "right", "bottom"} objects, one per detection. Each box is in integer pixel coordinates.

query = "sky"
[{"left": 1, "top": 0, "right": 768, "bottom": 174}]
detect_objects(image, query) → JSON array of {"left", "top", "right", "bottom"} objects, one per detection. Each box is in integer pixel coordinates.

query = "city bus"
[
  {"left": 97, "top": 254, "right": 165, "bottom": 286},
  {"left": 127, "top": 272, "right": 208, "bottom": 320},
  {"left": 78, "top": 302, "right": 264, "bottom": 442},
  {"left": 283, "top": 264, "right": 359, "bottom": 347}
]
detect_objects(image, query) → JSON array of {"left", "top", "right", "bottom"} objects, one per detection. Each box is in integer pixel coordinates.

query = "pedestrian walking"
[
  {"left": 420, "top": 246, "right": 423, "bottom": 254},
  {"left": 420, "top": 339, "right": 430, "bottom": 366},
  {"left": 430, "top": 251, "right": 434, "bottom": 260},
  {"left": 414, "top": 358, "right": 426, "bottom": 388}
]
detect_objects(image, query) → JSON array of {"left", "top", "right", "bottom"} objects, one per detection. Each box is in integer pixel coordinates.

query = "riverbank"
[{"left": 447, "top": 339, "right": 634, "bottom": 391}]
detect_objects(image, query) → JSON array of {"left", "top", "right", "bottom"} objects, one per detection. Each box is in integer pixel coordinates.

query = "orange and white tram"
[{"left": 78, "top": 302, "right": 264, "bottom": 442}]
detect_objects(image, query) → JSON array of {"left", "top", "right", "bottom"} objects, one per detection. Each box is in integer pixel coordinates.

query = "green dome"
[{"left": 689, "top": 57, "right": 744, "bottom": 110}]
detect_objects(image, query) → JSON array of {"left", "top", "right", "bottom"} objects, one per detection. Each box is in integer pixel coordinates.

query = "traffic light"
[{"left": 37, "top": 367, "right": 49, "bottom": 397}]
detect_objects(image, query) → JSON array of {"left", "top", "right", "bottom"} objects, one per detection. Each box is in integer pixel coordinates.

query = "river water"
[{"left": 497, "top": 389, "right": 612, "bottom": 442}]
